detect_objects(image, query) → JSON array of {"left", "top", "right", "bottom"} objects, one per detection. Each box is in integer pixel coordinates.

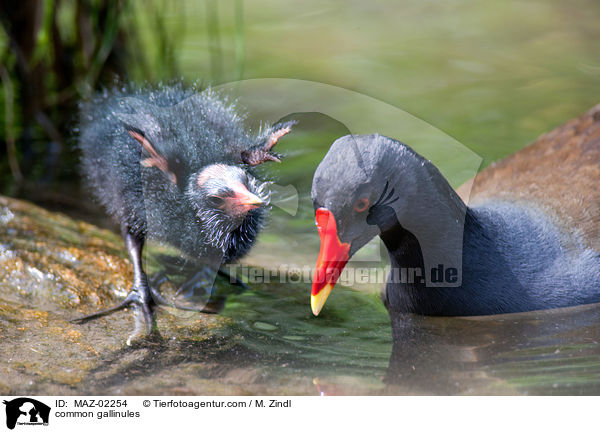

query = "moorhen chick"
[
  {"left": 74, "top": 85, "right": 293, "bottom": 339},
  {"left": 310, "top": 105, "right": 600, "bottom": 317}
]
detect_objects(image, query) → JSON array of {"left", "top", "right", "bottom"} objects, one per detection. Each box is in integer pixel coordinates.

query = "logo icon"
[{"left": 3, "top": 398, "right": 50, "bottom": 430}]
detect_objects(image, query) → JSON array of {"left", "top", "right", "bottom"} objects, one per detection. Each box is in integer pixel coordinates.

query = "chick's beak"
[
  {"left": 228, "top": 182, "right": 264, "bottom": 212},
  {"left": 311, "top": 208, "right": 350, "bottom": 316}
]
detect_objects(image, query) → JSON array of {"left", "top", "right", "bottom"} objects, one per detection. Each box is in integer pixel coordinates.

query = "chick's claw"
[
  {"left": 240, "top": 148, "right": 281, "bottom": 166},
  {"left": 70, "top": 280, "right": 157, "bottom": 340},
  {"left": 240, "top": 121, "right": 295, "bottom": 166},
  {"left": 265, "top": 125, "right": 293, "bottom": 151}
]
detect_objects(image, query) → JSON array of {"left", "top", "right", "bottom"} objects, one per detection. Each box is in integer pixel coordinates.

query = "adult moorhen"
[
  {"left": 74, "top": 85, "right": 293, "bottom": 338},
  {"left": 310, "top": 105, "right": 600, "bottom": 317}
]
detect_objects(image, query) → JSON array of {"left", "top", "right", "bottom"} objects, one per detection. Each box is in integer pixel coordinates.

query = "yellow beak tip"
[
  {"left": 310, "top": 284, "right": 334, "bottom": 317},
  {"left": 311, "top": 304, "right": 322, "bottom": 316},
  {"left": 246, "top": 194, "right": 263, "bottom": 206}
]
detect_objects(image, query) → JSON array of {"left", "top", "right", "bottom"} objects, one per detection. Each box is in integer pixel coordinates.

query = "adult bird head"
[{"left": 310, "top": 134, "right": 432, "bottom": 315}]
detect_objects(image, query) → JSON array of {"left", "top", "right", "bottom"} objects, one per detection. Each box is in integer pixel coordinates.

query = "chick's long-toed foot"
[
  {"left": 71, "top": 274, "right": 224, "bottom": 344},
  {"left": 70, "top": 278, "right": 156, "bottom": 344},
  {"left": 71, "top": 227, "right": 238, "bottom": 342},
  {"left": 70, "top": 226, "right": 158, "bottom": 344}
]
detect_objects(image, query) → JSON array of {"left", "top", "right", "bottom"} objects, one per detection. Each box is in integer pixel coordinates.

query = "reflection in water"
[
  {"left": 157, "top": 246, "right": 600, "bottom": 396},
  {"left": 74, "top": 294, "right": 600, "bottom": 395},
  {"left": 386, "top": 304, "right": 600, "bottom": 395},
  {"left": 184, "top": 272, "right": 600, "bottom": 395}
]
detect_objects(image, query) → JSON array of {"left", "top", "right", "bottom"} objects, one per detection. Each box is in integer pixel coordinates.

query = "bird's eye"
[
  {"left": 354, "top": 198, "right": 370, "bottom": 213},
  {"left": 207, "top": 196, "right": 225, "bottom": 207}
]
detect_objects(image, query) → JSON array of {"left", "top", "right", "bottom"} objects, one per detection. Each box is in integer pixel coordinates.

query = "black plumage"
[
  {"left": 310, "top": 129, "right": 600, "bottom": 317},
  {"left": 74, "top": 84, "right": 293, "bottom": 338}
]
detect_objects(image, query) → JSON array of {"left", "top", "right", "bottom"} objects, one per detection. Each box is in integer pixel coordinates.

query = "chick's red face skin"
[
  {"left": 222, "top": 181, "right": 264, "bottom": 216},
  {"left": 311, "top": 207, "right": 350, "bottom": 315}
]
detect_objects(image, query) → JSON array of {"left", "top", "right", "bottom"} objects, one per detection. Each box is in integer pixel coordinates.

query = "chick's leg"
[{"left": 71, "top": 225, "right": 155, "bottom": 341}]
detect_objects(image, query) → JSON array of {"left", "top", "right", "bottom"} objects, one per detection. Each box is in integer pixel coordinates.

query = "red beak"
[
  {"left": 223, "top": 182, "right": 264, "bottom": 214},
  {"left": 311, "top": 208, "right": 350, "bottom": 315}
]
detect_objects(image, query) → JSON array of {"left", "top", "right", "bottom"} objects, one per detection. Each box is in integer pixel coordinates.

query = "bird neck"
[
  {"left": 379, "top": 220, "right": 426, "bottom": 290},
  {"left": 380, "top": 167, "right": 468, "bottom": 288}
]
